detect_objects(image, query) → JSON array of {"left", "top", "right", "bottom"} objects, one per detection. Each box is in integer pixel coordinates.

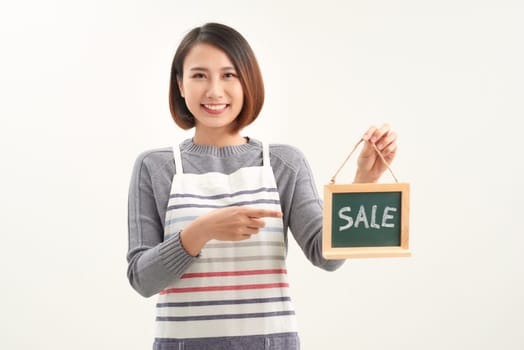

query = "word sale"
[{"left": 338, "top": 205, "right": 397, "bottom": 231}]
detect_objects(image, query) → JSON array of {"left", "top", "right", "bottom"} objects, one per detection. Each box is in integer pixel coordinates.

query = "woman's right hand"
[{"left": 179, "top": 206, "right": 283, "bottom": 256}]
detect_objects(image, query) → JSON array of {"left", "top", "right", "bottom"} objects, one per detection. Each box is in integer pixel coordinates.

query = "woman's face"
[{"left": 178, "top": 43, "right": 244, "bottom": 134}]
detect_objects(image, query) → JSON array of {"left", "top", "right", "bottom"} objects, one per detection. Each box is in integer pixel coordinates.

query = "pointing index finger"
[{"left": 246, "top": 208, "right": 283, "bottom": 219}]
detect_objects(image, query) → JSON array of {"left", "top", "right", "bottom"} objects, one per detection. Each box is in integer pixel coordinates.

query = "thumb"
[{"left": 359, "top": 139, "right": 376, "bottom": 158}]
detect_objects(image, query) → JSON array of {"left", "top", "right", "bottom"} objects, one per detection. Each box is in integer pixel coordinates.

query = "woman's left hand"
[{"left": 354, "top": 123, "right": 398, "bottom": 183}]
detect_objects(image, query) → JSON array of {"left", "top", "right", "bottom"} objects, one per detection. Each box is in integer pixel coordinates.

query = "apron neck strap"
[
  {"left": 172, "top": 145, "right": 183, "bottom": 174},
  {"left": 262, "top": 143, "right": 270, "bottom": 168}
]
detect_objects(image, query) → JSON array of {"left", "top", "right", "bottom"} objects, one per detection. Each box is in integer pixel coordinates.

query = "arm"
[
  {"left": 271, "top": 125, "right": 398, "bottom": 270},
  {"left": 127, "top": 151, "right": 196, "bottom": 297},
  {"left": 126, "top": 151, "right": 281, "bottom": 296},
  {"left": 272, "top": 146, "right": 345, "bottom": 272}
]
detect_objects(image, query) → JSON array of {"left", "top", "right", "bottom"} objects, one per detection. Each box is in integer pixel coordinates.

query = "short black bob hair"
[{"left": 169, "top": 23, "right": 265, "bottom": 131}]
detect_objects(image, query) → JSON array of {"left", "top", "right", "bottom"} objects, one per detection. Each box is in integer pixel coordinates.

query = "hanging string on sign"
[{"left": 329, "top": 139, "right": 399, "bottom": 184}]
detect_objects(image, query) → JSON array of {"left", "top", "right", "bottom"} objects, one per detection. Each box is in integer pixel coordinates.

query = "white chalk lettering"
[
  {"left": 338, "top": 206, "right": 353, "bottom": 231},
  {"left": 381, "top": 206, "right": 397, "bottom": 228},
  {"left": 337, "top": 204, "right": 398, "bottom": 231},
  {"left": 354, "top": 205, "right": 370, "bottom": 229},
  {"left": 370, "top": 205, "right": 380, "bottom": 229}
]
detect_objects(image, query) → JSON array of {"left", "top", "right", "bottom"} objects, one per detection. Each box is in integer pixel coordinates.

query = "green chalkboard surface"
[
  {"left": 323, "top": 183, "right": 410, "bottom": 259},
  {"left": 332, "top": 191, "right": 401, "bottom": 247}
]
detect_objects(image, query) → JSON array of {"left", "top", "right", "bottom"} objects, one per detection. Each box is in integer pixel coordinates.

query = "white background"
[{"left": 1, "top": 0, "right": 523, "bottom": 349}]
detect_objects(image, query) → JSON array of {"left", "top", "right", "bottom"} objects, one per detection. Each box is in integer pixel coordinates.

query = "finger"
[
  {"left": 247, "top": 217, "right": 267, "bottom": 229},
  {"left": 245, "top": 208, "right": 283, "bottom": 219},
  {"left": 234, "top": 227, "right": 260, "bottom": 241},
  {"left": 382, "top": 142, "right": 398, "bottom": 159},
  {"left": 243, "top": 227, "right": 260, "bottom": 235},
  {"left": 370, "top": 123, "right": 391, "bottom": 143},
  {"left": 361, "top": 125, "right": 377, "bottom": 141},
  {"left": 232, "top": 225, "right": 260, "bottom": 239},
  {"left": 376, "top": 131, "right": 397, "bottom": 151}
]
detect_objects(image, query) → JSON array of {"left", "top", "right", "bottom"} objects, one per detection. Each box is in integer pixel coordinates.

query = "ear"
[{"left": 177, "top": 76, "right": 184, "bottom": 98}]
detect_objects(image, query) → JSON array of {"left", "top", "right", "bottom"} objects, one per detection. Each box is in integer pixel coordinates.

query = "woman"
[{"left": 127, "top": 22, "right": 397, "bottom": 350}]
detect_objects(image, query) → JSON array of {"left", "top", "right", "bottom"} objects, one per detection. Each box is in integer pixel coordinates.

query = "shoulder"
[
  {"left": 132, "top": 147, "right": 174, "bottom": 177},
  {"left": 268, "top": 143, "right": 308, "bottom": 173},
  {"left": 134, "top": 147, "right": 172, "bottom": 165}
]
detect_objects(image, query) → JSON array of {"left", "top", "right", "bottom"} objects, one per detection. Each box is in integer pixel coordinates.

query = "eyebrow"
[{"left": 189, "top": 66, "right": 236, "bottom": 71}]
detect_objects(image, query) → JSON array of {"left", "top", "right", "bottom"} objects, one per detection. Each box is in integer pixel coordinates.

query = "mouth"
[{"left": 201, "top": 104, "right": 229, "bottom": 114}]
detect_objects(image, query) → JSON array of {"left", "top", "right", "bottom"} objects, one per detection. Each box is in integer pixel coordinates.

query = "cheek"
[
  {"left": 183, "top": 84, "right": 201, "bottom": 104},
  {"left": 233, "top": 84, "right": 244, "bottom": 103}
]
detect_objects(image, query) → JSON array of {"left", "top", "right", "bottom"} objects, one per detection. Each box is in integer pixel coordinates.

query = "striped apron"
[{"left": 154, "top": 143, "right": 299, "bottom": 350}]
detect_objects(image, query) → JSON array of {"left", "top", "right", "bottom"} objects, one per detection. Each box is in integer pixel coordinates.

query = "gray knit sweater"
[{"left": 127, "top": 138, "right": 344, "bottom": 297}]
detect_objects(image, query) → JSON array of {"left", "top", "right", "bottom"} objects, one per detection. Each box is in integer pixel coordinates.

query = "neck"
[{"left": 193, "top": 128, "right": 246, "bottom": 147}]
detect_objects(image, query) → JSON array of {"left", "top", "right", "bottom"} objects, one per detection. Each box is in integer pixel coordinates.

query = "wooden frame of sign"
[{"left": 323, "top": 182, "right": 411, "bottom": 259}]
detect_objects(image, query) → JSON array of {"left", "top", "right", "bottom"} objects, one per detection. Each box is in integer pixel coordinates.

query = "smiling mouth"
[
  {"left": 203, "top": 104, "right": 227, "bottom": 110},
  {"left": 201, "top": 104, "right": 229, "bottom": 114}
]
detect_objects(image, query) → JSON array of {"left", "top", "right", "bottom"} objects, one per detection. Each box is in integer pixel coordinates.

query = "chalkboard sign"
[{"left": 323, "top": 183, "right": 410, "bottom": 259}]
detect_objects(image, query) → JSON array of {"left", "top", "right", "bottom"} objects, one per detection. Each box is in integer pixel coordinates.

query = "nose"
[{"left": 205, "top": 78, "right": 224, "bottom": 100}]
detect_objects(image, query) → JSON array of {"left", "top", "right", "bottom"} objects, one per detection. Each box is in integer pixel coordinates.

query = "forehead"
[{"left": 183, "top": 43, "right": 235, "bottom": 70}]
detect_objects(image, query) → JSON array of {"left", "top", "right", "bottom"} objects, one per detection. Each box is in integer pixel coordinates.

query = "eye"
[
  {"left": 224, "top": 72, "right": 237, "bottom": 78},
  {"left": 191, "top": 73, "right": 205, "bottom": 79}
]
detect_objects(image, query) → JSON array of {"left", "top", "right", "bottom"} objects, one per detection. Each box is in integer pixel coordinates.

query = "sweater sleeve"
[
  {"left": 272, "top": 145, "right": 345, "bottom": 271},
  {"left": 127, "top": 151, "right": 197, "bottom": 297}
]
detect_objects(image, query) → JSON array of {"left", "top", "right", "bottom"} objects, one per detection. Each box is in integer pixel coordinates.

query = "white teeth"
[{"left": 203, "top": 104, "right": 227, "bottom": 110}]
